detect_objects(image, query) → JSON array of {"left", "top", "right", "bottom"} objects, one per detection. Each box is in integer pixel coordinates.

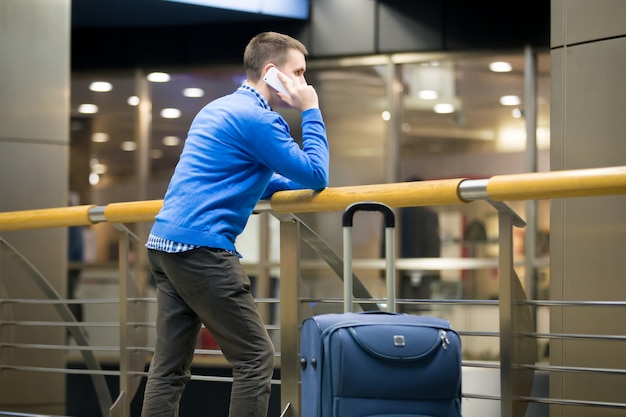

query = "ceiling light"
[
  {"left": 147, "top": 72, "right": 171, "bottom": 82},
  {"left": 163, "top": 136, "right": 181, "bottom": 146},
  {"left": 151, "top": 149, "right": 164, "bottom": 159},
  {"left": 500, "top": 95, "right": 521, "bottom": 106},
  {"left": 164, "top": 0, "right": 310, "bottom": 19},
  {"left": 512, "top": 108, "right": 523, "bottom": 118},
  {"left": 161, "top": 108, "right": 181, "bottom": 119},
  {"left": 121, "top": 141, "right": 137, "bottom": 151},
  {"left": 433, "top": 103, "right": 455, "bottom": 114},
  {"left": 489, "top": 61, "right": 513, "bottom": 72},
  {"left": 127, "top": 96, "right": 140, "bottom": 106},
  {"left": 91, "top": 132, "right": 109, "bottom": 143},
  {"left": 91, "top": 163, "right": 107, "bottom": 174},
  {"left": 183, "top": 87, "right": 204, "bottom": 98},
  {"left": 417, "top": 90, "right": 438, "bottom": 100},
  {"left": 78, "top": 104, "right": 98, "bottom": 114},
  {"left": 89, "top": 173, "right": 100, "bottom": 186},
  {"left": 89, "top": 81, "right": 113, "bottom": 92},
  {"left": 381, "top": 111, "right": 391, "bottom": 121}
]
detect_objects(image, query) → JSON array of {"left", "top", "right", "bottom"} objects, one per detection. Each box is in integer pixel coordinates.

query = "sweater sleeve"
[
  {"left": 250, "top": 108, "right": 329, "bottom": 193},
  {"left": 260, "top": 173, "right": 305, "bottom": 200}
]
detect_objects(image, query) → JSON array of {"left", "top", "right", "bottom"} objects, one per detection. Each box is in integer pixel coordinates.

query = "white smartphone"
[{"left": 263, "top": 67, "right": 291, "bottom": 98}]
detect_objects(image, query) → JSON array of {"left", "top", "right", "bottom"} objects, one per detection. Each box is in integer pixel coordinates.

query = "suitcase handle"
[
  {"left": 342, "top": 202, "right": 396, "bottom": 313},
  {"left": 342, "top": 202, "right": 395, "bottom": 228}
]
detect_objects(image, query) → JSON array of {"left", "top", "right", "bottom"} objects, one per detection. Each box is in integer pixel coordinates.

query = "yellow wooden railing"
[{"left": 1, "top": 166, "right": 625, "bottom": 232}]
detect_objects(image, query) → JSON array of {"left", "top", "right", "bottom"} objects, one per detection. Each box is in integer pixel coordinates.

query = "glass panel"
[{"left": 70, "top": 49, "right": 551, "bottom": 307}]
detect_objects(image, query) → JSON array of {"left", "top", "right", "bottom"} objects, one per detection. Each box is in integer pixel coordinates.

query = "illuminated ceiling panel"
[{"left": 164, "top": 0, "right": 309, "bottom": 19}]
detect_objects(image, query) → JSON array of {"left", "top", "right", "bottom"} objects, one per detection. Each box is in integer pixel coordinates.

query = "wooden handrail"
[
  {"left": 103, "top": 200, "right": 164, "bottom": 224},
  {"left": 487, "top": 166, "right": 626, "bottom": 201},
  {"left": 270, "top": 178, "right": 466, "bottom": 213},
  {"left": 0, "top": 166, "right": 625, "bottom": 232},
  {"left": 0, "top": 204, "right": 95, "bottom": 232}
]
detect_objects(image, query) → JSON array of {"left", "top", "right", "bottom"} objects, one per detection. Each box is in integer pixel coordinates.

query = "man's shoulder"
[{"left": 208, "top": 90, "right": 272, "bottom": 117}]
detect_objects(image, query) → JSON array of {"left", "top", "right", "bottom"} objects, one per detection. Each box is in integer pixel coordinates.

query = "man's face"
[
  {"left": 277, "top": 48, "right": 307, "bottom": 85},
  {"left": 268, "top": 48, "right": 307, "bottom": 108}
]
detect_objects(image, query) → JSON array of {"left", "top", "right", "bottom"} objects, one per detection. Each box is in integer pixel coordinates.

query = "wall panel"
[
  {"left": 550, "top": 1, "right": 626, "bottom": 415},
  {"left": 562, "top": 0, "right": 626, "bottom": 45},
  {"left": 0, "top": 0, "right": 70, "bottom": 413}
]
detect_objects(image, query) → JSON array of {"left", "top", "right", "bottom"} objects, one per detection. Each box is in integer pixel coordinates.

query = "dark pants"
[{"left": 141, "top": 247, "right": 275, "bottom": 417}]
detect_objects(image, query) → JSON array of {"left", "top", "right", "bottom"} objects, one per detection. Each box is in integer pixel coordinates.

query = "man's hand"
[{"left": 276, "top": 71, "right": 319, "bottom": 112}]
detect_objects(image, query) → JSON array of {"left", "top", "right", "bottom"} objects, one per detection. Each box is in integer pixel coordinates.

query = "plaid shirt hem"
[{"left": 145, "top": 234, "right": 198, "bottom": 253}]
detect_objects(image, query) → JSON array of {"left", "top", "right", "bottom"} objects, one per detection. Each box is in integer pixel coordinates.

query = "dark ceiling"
[{"left": 70, "top": 0, "right": 550, "bottom": 71}]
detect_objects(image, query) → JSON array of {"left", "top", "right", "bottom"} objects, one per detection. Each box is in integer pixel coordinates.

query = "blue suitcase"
[{"left": 300, "top": 202, "right": 462, "bottom": 417}]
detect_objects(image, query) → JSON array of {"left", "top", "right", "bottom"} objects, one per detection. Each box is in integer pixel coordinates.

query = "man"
[{"left": 141, "top": 32, "right": 329, "bottom": 417}]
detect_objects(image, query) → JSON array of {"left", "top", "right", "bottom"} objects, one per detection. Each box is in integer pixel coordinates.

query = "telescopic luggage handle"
[
  {"left": 342, "top": 202, "right": 395, "bottom": 228},
  {"left": 342, "top": 202, "right": 396, "bottom": 313}
]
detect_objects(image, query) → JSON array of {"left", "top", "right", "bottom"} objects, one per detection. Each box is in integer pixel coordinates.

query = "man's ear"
[{"left": 263, "top": 64, "right": 277, "bottom": 76}]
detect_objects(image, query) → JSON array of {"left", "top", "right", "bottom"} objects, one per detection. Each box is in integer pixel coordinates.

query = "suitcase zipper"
[{"left": 441, "top": 330, "right": 450, "bottom": 350}]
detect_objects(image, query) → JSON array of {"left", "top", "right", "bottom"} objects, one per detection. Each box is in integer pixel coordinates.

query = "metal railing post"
[
  {"left": 116, "top": 227, "right": 131, "bottom": 417},
  {"left": 493, "top": 200, "right": 536, "bottom": 417},
  {"left": 279, "top": 215, "right": 301, "bottom": 417},
  {"left": 109, "top": 223, "right": 148, "bottom": 417},
  {"left": 498, "top": 206, "right": 515, "bottom": 417}
]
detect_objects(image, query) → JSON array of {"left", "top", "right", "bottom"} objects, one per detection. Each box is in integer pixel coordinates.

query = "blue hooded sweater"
[{"left": 150, "top": 85, "right": 329, "bottom": 253}]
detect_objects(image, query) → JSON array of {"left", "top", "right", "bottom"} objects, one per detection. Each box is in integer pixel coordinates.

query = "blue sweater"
[{"left": 150, "top": 86, "right": 329, "bottom": 253}]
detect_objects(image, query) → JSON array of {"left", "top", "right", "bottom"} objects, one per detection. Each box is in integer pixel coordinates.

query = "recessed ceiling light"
[
  {"left": 91, "top": 163, "right": 107, "bottom": 174},
  {"left": 91, "top": 132, "right": 110, "bottom": 143},
  {"left": 161, "top": 108, "right": 181, "bottom": 119},
  {"left": 489, "top": 61, "right": 513, "bottom": 72},
  {"left": 121, "top": 141, "right": 137, "bottom": 151},
  {"left": 162, "top": 136, "right": 181, "bottom": 146},
  {"left": 512, "top": 108, "right": 523, "bottom": 118},
  {"left": 183, "top": 87, "right": 204, "bottom": 98},
  {"left": 127, "top": 96, "right": 140, "bottom": 106},
  {"left": 151, "top": 149, "right": 164, "bottom": 159},
  {"left": 418, "top": 89, "right": 439, "bottom": 100},
  {"left": 147, "top": 72, "right": 171, "bottom": 82},
  {"left": 381, "top": 111, "right": 391, "bottom": 121},
  {"left": 89, "top": 173, "right": 100, "bottom": 186},
  {"left": 500, "top": 95, "right": 521, "bottom": 106},
  {"left": 89, "top": 81, "right": 113, "bottom": 92},
  {"left": 434, "top": 103, "right": 455, "bottom": 114},
  {"left": 78, "top": 104, "right": 98, "bottom": 114}
]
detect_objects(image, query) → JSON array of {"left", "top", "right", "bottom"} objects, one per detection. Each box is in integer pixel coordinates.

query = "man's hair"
[{"left": 243, "top": 32, "right": 308, "bottom": 81}]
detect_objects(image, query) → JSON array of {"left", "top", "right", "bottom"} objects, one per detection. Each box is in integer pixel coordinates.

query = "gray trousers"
[{"left": 141, "top": 247, "right": 275, "bottom": 417}]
